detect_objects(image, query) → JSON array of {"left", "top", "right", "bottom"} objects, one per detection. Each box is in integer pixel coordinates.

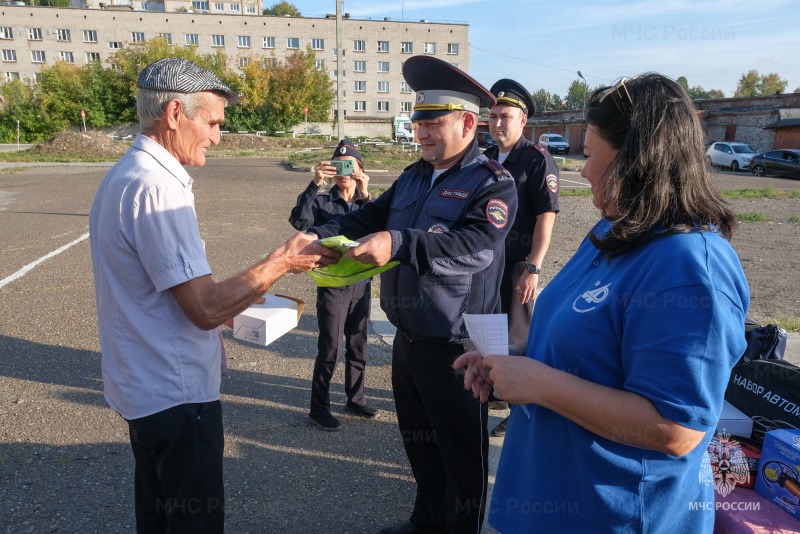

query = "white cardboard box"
[
  {"left": 233, "top": 295, "right": 304, "bottom": 347},
  {"left": 715, "top": 399, "right": 754, "bottom": 438}
]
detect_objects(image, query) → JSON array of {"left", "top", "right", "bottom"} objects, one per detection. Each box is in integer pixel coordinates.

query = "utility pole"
[
  {"left": 336, "top": 0, "right": 344, "bottom": 140},
  {"left": 577, "top": 71, "right": 587, "bottom": 121}
]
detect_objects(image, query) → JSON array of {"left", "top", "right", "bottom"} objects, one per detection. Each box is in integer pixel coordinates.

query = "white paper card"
[{"left": 464, "top": 313, "right": 509, "bottom": 357}]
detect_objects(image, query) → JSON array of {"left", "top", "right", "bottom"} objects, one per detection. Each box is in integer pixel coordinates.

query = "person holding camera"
[{"left": 289, "top": 139, "right": 378, "bottom": 431}]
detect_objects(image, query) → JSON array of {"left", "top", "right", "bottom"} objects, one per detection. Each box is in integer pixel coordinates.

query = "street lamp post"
[{"left": 577, "top": 71, "right": 587, "bottom": 121}]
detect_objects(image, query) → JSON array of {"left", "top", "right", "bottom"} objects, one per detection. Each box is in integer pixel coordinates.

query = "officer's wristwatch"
[{"left": 525, "top": 262, "right": 541, "bottom": 275}]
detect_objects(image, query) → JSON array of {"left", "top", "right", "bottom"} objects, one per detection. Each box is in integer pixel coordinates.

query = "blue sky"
[{"left": 268, "top": 0, "right": 800, "bottom": 98}]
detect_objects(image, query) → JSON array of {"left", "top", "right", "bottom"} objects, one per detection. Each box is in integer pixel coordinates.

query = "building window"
[
  {"left": 57, "top": 29, "right": 72, "bottom": 42},
  {"left": 377, "top": 41, "right": 389, "bottom": 53},
  {"left": 377, "top": 101, "right": 389, "bottom": 113},
  {"left": 131, "top": 32, "right": 145, "bottom": 43},
  {"left": 108, "top": 42, "right": 122, "bottom": 50},
  {"left": 353, "top": 60, "right": 365, "bottom": 72},
  {"left": 5, "top": 72, "right": 20, "bottom": 81},
  {"left": 263, "top": 36, "right": 275, "bottom": 48},
  {"left": 158, "top": 33, "right": 172, "bottom": 45},
  {"left": 333, "top": 70, "right": 345, "bottom": 78},
  {"left": 400, "top": 82, "right": 412, "bottom": 93},
  {"left": 246, "top": 5, "right": 256, "bottom": 13},
  {"left": 354, "top": 101, "right": 366, "bottom": 112},
  {"left": 354, "top": 81, "right": 365, "bottom": 92},
  {"left": 28, "top": 28, "right": 43, "bottom": 41},
  {"left": 424, "top": 43, "right": 436, "bottom": 54},
  {"left": 84, "top": 30, "right": 98, "bottom": 43},
  {"left": 377, "top": 61, "right": 389, "bottom": 73},
  {"left": 1, "top": 50, "right": 16, "bottom": 62},
  {"left": 400, "top": 101, "right": 412, "bottom": 113},
  {"left": 213, "top": 2, "right": 223, "bottom": 9},
  {"left": 211, "top": 34, "right": 224, "bottom": 47},
  {"left": 315, "top": 59, "right": 324, "bottom": 69},
  {"left": 0, "top": 27, "right": 13, "bottom": 40},
  {"left": 193, "top": 0, "right": 210, "bottom": 9},
  {"left": 353, "top": 40, "right": 365, "bottom": 52},
  {"left": 31, "top": 50, "right": 45, "bottom": 63},
  {"left": 86, "top": 52, "right": 101, "bottom": 62},
  {"left": 333, "top": 48, "right": 344, "bottom": 57},
  {"left": 449, "top": 62, "right": 458, "bottom": 68},
  {"left": 238, "top": 35, "right": 251, "bottom": 48},
  {"left": 448, "top": 43, "right": 459, "bottom": 55},
  {"left": 230, "top": 3, "right": 239, "bottom": 11},
  {"left": 60, "top": 51, "right": 74, "bottom": 63},
  {"left": 400, "top": 42, "right": 413, "bottom": 54},
  {"left": 186, "top": 34, "right": 199, "bottom": 46},
  {"left": 238, "top": 56, "right": 248, "bottom": 67},
  {"left": 264, "top": 57, "right": 275, "bottom": 68},
  {"left": 312, "top": 38, "right": 324, "bottom": 50},
  {"left": 287, "top": 37, "right": 299, "bottom": 49},
  {"left": 378, "top": 81, "right": 389, "bottom": 93}
]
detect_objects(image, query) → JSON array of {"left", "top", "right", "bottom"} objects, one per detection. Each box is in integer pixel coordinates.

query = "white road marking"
[
  {"left": 0, "top": 191, "right": 15, "bottom": 211},
  {"left": 561, "top": 178, "right": 590, "bottom": 187},
  {"left": 0, "top": 232, "right": 90, "bottom": 290}
]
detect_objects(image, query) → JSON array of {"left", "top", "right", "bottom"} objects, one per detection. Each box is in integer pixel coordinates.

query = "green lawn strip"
[
  {"left": 775, "top": 315, "right": 800, "bottom": 333},
  {"left": 720, "top": 188, "right": 800, "bottom": 200},
  {"left": 738, "top": 212, "right": 769, "bottom": 222},
  {"left": 288, "top": 144, "right": 420, "bottom": 172},
  {"left": 560, "top": 188, "right": 593, "bottom": 197}
]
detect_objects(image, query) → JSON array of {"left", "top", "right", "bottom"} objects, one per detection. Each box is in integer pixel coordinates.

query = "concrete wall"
[{"left": 288, "top": 120, "right": 392, "bottom": 139}]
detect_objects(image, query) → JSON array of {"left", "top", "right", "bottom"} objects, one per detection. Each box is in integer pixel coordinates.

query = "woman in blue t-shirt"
[{"left": 455, "top": 74, "right": 749, "bottom": 533}]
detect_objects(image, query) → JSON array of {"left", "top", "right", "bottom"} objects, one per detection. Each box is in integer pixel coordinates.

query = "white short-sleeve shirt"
[{"left": 89, "top": 134, "right": 221, "bottom": 420}]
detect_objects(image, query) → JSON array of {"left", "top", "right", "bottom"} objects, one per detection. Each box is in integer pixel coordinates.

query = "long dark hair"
[{"left": 586, "top": 73, "right": 737, "bottom": 258}]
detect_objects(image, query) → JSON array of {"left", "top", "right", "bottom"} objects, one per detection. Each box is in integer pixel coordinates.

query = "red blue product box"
[{"left": 754, "top": 428, "right": 800, "bottom": 520}]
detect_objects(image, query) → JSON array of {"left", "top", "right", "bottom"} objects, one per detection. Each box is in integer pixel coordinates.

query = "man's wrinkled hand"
[
  {"left": 346, "top": 231, "right": 392, "bottom": 266},
  {"left": 271, "top": 232, "right": 341, "bottom": 273},
  {"left": 453, "top": 351, "right": 493, "bottom": 402}
]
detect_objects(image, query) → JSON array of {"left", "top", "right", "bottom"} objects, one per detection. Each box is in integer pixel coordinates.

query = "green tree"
[
  {"left": 263, "top": 1, "right": 301, "bottom": 16},
  {"left": 0, "top": 80, "right": 68, "bottom": 143},
  {"left": 677, "top": 76, "right": 690, "bottom": 93},
  {"left": 551, "top": 93, "right": 564, "bottom": 110},
  {"left": 758, "top": 72, "right": 788, "bottom": 95},
  {"left": 532, "top": 89, "right": 553, "bottom": 112},
  {"left": 675, "top": 76, "right": 724, "bottom": 100},
  {"left": 734, "top": 70, "right": 760, "bottom": 97},
  {"left": 564, "top": 79, "right": 589, "bottom": 110}
]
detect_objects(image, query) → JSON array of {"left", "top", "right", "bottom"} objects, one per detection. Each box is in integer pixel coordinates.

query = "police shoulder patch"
[
  {"left": 546, "top": 173, "right": 559, "bottom": 193},
  {"left": 481, "top": 158, "right": 512, "bottom": 181},
  {"left": 486, "top": 199, "right": 509, "bottom": 229},
  {"left": 534, "top": 143, "right": 550, "bottom": 157}
]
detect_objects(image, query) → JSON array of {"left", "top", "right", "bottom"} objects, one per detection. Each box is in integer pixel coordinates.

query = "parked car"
[
  {"left": 477, "top": 131, "right": 496, "bottom": 149},
  {"left": 706, "top": 142, "right": 758, "bottom": 172},
  {"left": 538, "top": 133, "right": 570, "bottom": 154},
  {"left": 750, "top": 149, "right": 800, "bottom": 179}
]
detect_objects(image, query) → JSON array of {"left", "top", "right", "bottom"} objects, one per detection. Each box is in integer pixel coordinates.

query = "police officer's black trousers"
[
  {"left": 310, "top": 282, "right": 371, "bottom": 416},
  {"left": 500, "top": 260, "right": 535, "bottom": 347},
  {"left": 392, "top": 330, "right": 489, "bottom": 533}
]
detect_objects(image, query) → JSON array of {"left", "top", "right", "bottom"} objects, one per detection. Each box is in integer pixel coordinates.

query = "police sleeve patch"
[
  {"left": 546, "top": 173, "right": 559, "bottom": 193},
  {"left": 486, "top": 199, "right": 509, "bottom": 228}
]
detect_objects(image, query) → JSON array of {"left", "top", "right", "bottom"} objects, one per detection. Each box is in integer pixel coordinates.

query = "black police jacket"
[{"left": 310, "top": 140, "right": 517, "bottom": 343}]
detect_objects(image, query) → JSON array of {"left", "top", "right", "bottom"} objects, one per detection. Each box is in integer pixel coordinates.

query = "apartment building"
[{"left": 0, "top": 5, "right": 469, "bottom": 119}]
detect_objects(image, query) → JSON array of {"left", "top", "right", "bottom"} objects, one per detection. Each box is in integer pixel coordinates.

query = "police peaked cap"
[
  {"left": 332, "top": 139, "right": 363, "bottom": 164},
  {"left": 137, "top": 57, "right": 238, "bottom": 104},
  {"left": 490, "top": 78, "right": 536, "bottom": 116},
  {"left": 403, "top": 56, "right": 496, "bottom": 120}
]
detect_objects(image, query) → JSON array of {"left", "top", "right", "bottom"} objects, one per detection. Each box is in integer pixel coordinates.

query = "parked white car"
[
  {"left": 538, "top": 133, "right": 570, "bottom": 155},
  {"left": 706, "top": 142, "right": 758, "bottom": 172}
]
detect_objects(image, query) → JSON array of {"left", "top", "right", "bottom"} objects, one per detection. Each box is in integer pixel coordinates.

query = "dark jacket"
[{"left": 310, "top": 140, "right": 518, "bottom": 342}]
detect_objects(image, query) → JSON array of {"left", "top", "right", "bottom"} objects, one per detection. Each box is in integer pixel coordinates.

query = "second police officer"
[
  {"left": 484, "top": 79, "right": 560, "bottom": 437},
  {"left": 304, "top": 56, "right": 518, "bottom": 534}
]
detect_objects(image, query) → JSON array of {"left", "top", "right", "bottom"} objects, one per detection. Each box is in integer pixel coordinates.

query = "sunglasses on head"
[{"left": 599, "top": 76, "right": 636, "bottom": 117}]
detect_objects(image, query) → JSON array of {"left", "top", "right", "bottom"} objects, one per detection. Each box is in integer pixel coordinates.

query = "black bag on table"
[{"left": 725, "top": 358, "right": 800, "bottom": 444}]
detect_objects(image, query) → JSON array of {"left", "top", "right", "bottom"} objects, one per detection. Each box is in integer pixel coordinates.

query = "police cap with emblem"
[
  {"left": 137, "top": 57, "right": 238, "bottom": 105},
  {"left": 331, "top": 139, "right": 363, "bottom": 164},
  {"left": 489, "top": 78, "right": 536, "bottom": 117},
  {"left": 403, "top": 56, "right": 496, "bottom": 120}
]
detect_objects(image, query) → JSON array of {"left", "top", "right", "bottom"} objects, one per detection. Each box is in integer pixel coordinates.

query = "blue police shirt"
[{"left": 489, "top": 217, "right": 749, "bottom": 534}]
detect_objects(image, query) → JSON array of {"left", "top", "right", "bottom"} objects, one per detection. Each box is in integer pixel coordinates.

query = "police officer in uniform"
[
  {"left": 289, "top": 140, "right": 379, "bottom": 431},
  {"left": 304, "top": 56, "right": 518, "bottom": 534},
  {"left": 484, "top": 79, "right": 560, "bottom": 437}
]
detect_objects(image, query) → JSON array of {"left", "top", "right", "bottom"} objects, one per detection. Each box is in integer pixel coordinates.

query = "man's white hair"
[{"left": 136, "top": 89, "right": 225, "bottom": 130}]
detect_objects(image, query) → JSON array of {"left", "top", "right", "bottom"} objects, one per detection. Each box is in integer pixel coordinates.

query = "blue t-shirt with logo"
[{"left": 488, "top": 218, "right": 749, "bottom": 534}]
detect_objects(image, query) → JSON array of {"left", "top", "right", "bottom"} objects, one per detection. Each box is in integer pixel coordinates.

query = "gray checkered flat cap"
[{"left": 137, "top": 57, "right": 238, "bottom": 104}]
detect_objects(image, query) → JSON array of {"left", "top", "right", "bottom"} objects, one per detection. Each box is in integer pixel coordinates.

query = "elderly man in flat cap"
[
  {"left": 298, "top": 56, "right": 518, "bottom": 534},
  {"left": 89, "top": 58, "right": 338, "bottom": 533},
  {"left": 484, "top": 79, "right": 560, "bottom": 437}
]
